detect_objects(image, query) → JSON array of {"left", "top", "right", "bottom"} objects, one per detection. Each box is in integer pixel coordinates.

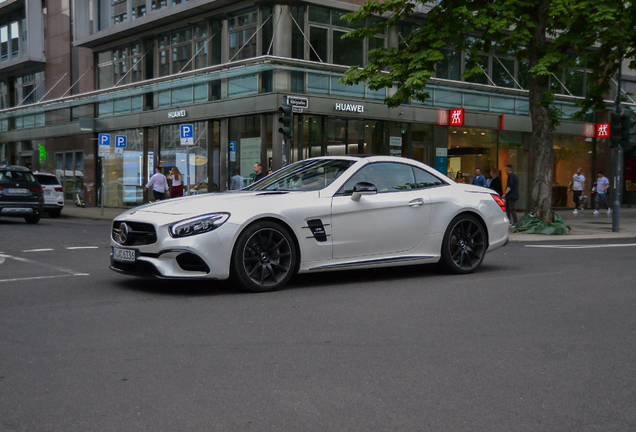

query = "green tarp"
[{"left": 512, "top": 213, "right": 571, "bottom": 235}]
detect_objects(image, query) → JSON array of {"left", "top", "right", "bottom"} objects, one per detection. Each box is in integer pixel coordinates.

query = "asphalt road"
[{"left": 1, "top": 216, "right": 635, "bottom": 432}]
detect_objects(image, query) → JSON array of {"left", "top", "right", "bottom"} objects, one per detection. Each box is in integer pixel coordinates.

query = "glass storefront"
[
  {"left": 103, "top": 128, "right": 145, "bottom": 206},
  {"left": 499, "top": 131, "right": 529, "bottom": 210},
  {"left": 159, "top": 121, "right": 212, "bottom": 195},
  {"left": 229, "top": 115, "right": 263, "bottom": 187},
  {"left": 553, "top": 134, "right": 593, "bottom": 208},
  {"left": 447, "top": 127, "right": 497, "bottom": 184}
]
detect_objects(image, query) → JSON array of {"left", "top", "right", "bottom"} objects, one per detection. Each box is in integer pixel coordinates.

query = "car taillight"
[
  {"left": 55, "top": 187, "right": 63, "bottom": 192},
  {"left": 30, "top": 186, "right": 43, "bottom": 193},
  {"left": 491, "top": 194, "right": 506, "bottom": 212}
]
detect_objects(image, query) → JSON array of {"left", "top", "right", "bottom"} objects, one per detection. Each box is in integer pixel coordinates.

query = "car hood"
[{"left": 116, "top": 191, "right": 303, "bottom": 219}]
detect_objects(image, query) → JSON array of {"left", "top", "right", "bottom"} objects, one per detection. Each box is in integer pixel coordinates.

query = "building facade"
[{"left": 0, "top": 0, "right": 633, "bottom": 209}]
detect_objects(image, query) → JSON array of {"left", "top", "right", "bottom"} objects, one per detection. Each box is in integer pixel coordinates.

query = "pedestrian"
[
  {"left": 144, "top": 166, "right": 169, "bottom": 201},
  {"left": 569, "top": 167, "right": 585, "bottom": 214},
  {"left": 502, "top": 164, "right": 519, "bottom": 227},
  {"left": 489, "top": 169, "right": 503, "bottom": 196},
  {"left": 593, "top": 171, "right": 610, "bottom": 215},
  {"left": 229, "top": 170, "right": 243, "bottom": 190},
  {"left": 472, "top": 168, "right": 487, "bottom": 187},
  {"left": 454, "top": 170, "right": 466, "bottom": 183},
  {"left": 167, "top": 166, "right": 183, "bottom": 198},
  {"left": 253, "top": 163, "right": 266, "bottom": 183}
]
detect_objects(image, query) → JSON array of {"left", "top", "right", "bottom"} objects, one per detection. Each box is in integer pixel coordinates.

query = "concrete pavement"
[{"left": 58, "top": 200, "right": 636, "bottom": 240}]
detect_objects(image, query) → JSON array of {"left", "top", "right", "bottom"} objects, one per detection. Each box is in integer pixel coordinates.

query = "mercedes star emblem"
[{"left": 120, "top": 223, "right": 130, "bottom": 244}]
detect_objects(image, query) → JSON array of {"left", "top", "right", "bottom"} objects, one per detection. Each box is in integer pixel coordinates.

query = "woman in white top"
[{"left": 168, "top": 166, "right": 184, "bottom": 198}]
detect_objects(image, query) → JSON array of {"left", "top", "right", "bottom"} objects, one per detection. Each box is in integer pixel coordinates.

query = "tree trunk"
[{"left": 528, "top": 0, "right": 554, "bottom": 224}]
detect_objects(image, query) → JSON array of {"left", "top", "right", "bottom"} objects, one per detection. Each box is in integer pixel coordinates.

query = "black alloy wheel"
[
  {"left": 441, "top": 214, "right": 486, "bottom": 274},
  {"left": 231, "top": 221, "right": 297, "bottom": 292}
]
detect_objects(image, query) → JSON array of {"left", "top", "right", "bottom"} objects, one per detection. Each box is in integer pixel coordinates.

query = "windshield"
[{"left": 245, "top": 159, "right": 356, "bottom": 192}]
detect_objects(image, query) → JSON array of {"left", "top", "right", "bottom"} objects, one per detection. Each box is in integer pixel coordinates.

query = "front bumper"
[{"left": 110, "top": 218, "right": 240, "bottom": 280}]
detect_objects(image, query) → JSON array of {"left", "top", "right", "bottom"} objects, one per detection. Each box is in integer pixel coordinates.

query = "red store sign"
[
  {"left": 596, "top": 123, "right": 610, "bottom": 138},
  {"left": 450, "top": 108, "right": 465, "bottom": 125}
]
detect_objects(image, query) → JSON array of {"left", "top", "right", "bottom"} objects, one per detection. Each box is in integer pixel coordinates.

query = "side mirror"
[{"left": 351, "top": 182, "right": 378, "bottom": 201}]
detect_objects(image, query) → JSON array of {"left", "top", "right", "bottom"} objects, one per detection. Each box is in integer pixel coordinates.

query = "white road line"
[
  {"left": 525, "top": 243, "right": 636, "bottom": 249},
  {"left": 22, "top": 248, "right": 55, "bottom": 252},
  {"left": 66, "top": 246, "right": 99, "bottom": 250},
  {"left": 0, "top": 253, "right": 87, "bottom": 276},
  {"left": 0, "top": 274, "right": 88, "bottom": 284}
]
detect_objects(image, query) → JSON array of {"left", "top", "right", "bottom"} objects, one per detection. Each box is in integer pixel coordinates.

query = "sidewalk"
[
  {"left": 59, "top": 200, "right": 636, "bottom": 241},
  {"left": 510, "top": 207, "right": 636, "bottom": 241}
]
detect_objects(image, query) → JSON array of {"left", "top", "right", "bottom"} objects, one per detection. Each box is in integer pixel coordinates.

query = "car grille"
[{"left": 112, "top": 221, "right": 157, "bottom": 246}]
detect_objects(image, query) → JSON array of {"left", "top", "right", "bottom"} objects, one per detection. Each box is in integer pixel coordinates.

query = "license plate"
[
  {"left": 7, "top": 188, "right": 28, "bottom": 194},
  {"left": 113, "top": 247, "right": 136, "bottom": 263}
]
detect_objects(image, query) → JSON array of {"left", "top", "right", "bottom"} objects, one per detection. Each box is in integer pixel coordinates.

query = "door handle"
[{"left": 408, "top": 198, "right": 424, "bottom": 207}]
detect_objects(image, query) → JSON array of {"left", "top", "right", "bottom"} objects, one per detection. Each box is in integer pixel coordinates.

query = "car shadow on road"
[{"left": 115, "top": 277, "right": 238, "bottom": 297}]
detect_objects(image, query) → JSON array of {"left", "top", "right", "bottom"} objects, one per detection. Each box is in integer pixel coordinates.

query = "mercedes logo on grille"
[{"left": 120, "top": 223, "right": 130, "bottom": 244}]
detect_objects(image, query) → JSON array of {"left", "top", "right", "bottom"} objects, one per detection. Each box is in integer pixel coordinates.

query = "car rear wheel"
[
  {"left": 49, "top": 209, "right": 61, "bottom": 218},
  {"left": 440, "top": 214, "right": 486, "bottom": 274},
  {"left": 231, "top": 221, "right": 297, "bottom": 293},
  {"left": 25, "top": 214, "right": 41, "bottom": 224}
]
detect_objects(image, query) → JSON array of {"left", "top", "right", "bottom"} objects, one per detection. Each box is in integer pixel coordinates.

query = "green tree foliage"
[{"left": 341, "top": 0, "right": 626, "bottom": 223}]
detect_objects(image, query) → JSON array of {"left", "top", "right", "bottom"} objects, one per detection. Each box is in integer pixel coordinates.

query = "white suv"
[{"left": 34, "top": 172, "right": 64, "bottom": 218}]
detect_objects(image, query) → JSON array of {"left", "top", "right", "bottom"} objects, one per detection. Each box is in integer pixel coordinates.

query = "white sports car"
[{"left": 110, "top": 156, "right": 509, "bottom": 292}]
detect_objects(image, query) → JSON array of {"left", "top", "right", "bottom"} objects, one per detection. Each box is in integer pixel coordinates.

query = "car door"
[{"left": 330, "top": 162, "right": 433, "bottom": 260}]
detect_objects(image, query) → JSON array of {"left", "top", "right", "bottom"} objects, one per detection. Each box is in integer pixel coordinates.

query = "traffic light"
[
  {"left": 610, "top": 113, "right": 623, "bottom": 147},
  {"left": 278, "top": 103, "right": 293, "bottom": 140}
]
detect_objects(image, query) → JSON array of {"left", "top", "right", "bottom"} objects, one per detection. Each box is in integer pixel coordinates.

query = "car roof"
[{"left": 0, "top": 165, "right": 32, "bottom": 172}]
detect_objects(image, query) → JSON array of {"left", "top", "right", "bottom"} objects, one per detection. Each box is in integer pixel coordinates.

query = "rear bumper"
[{"left": 0, "top": 202, "right": 44, "bottom": 216}]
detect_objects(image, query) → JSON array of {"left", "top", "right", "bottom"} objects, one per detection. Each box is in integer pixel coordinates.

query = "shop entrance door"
[{"left": 326, "top": 117, "right": 363, "bottom": 156}]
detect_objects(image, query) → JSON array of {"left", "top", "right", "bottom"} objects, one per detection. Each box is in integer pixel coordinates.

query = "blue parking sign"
[
  {"left": 98, "top": 133, "right": 111, "bottom": 157},
  {"left": 115, "top": 135, "right": 127, "bottom": 154},
  {"left": 180, "top": 124, "right": 194, "bottom": 145}
]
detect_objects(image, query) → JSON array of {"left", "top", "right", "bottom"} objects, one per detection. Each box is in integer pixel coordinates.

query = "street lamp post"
[{"left": 613, "top": 55, "right": 623, "bottom": 233}]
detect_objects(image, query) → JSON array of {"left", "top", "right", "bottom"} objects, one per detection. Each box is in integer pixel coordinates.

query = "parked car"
[
  {"left": 111, "top": 156, "right": 509, "bottom": 292},
  {"left": 34, "top": 172, "right": 64, "bottom": 218},
  {"left": 0, "top": 165, "right": 45, "bottom": 224}
]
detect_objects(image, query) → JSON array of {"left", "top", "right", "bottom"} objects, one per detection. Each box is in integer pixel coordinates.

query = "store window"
[
  {"left": 229, "top": 115, "right": 262, "bottom": 186},
  {"left": 499, "top": 131, "right": 529, "bottom": 210},
  {"left": 552, "top": 134, "right": 593, "bottom": 208},
  {"left": 55, "top": 151, "right": 84, "bottom": 201},
  {"left": 159, "top": 122, "right": 211, "bottom": 194},
  {"left": 101, "top": 129, "right": 144, "bottom": 206},
  {"left": 447, "top": 127, "right": 497, "bottom": 184}
]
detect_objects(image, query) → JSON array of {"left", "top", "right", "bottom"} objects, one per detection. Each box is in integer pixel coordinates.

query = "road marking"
[
  {"left": 22, "top": 248, "right": 55, "bottom": 252},
  {"left": 525, "top": 243, "right": 636, "bottom": 250},
  {"left": 0, "top": 257, "right": 4, "bottom": 266},
  {"left": 0, "top": 253, "right": 87, "bottom": 276},
  {"left": 66, "top": 246, "right": 99, "bottom": 250},
  {"left": 0, "top": 274, "right": 88, "bottom": 284}
]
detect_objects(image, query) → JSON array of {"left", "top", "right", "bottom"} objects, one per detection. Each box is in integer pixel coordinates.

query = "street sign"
[
  {"left": 285, "top": 95, "right": 309, "bottom": 109},
  {"left": 292, "top": 106, "right": 304, "bottom": 113},
  {"left": 114, "top": 135, "right": 127, "bottom": 154},
  {"left": 180, "top": 124, "right": 194, "bottom": 146},
  {"left": 229, "top": 141, "right": 237, "bottom": 162},
  {"left": 98, "top": 134, "right": 111, "bottom": 157}
]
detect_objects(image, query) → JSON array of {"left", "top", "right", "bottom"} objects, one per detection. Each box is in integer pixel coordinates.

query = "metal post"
[
  {"left": 101, "top": 157, "right": 104, "bottom": 216},
  {"left": 282, "top": 138, "right": 287, "bottom": 167},
  {"left": 613, "top": 53, "right": 623, "bottom": 232},
  {"left": 186, "top": 145, "right": 191, "bottom": 195}
]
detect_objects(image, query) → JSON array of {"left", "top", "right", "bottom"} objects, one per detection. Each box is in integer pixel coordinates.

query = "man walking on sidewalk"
[
  {"left": 472, "top": 168, "right": 486, "bottom": 187},
  {"left": 503, "top": 164, "right": 519, "bottom": 227},
  {"left": 593, "top": 171, "right": 610, "bottom": 216},
  {"left": 570, "top": 167, "right": 586, "bottom": 214}
]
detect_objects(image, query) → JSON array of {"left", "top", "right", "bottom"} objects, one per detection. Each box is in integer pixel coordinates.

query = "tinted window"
[
  {"left": 34, "top": 174, "right": 60, "bottom": 185},
  {"left": 412, "top": 167, "right": 444, "bottom": 189},
  {"left": 0, "top": 170, "right": 36, "bottom": 182},
  {"left": 342, "top": 163, "right": 416, "bottom": 194}
]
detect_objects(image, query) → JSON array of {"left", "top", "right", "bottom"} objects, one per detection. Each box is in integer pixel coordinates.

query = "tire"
[
  {"left": 231, "top": 221, "right": 297, "bottom": 293},
  {"left": 49, "top": 209, "right": 62, "bottom": 218},
  {"left": 440, "top": 214, "right": 487, "bottom": 274},
  {"left": 25, "top": 214, "right": 41, "bottom": 224}
]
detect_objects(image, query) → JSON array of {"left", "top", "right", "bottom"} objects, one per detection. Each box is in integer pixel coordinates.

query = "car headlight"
[{"left": 169, "top": 213, "right": 230, "bottom": 238}]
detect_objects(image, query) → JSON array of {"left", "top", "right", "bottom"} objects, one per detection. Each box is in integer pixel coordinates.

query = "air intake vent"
[{"left": 176, "top": 253, "right": 210, "bottom": 273}]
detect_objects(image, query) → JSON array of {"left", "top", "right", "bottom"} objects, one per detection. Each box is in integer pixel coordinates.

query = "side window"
[
  {"left": 341, "top": 163, "right": 416, "bottom": 194},
  {"left": 412, "top": 167, "right": 445, "bottom": 189}
]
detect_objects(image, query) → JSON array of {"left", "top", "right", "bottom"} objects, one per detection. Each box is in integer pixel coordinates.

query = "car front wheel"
[
  {"left": 231, "top": 221, "right": 297, "bottom": 293},
  {"left": 440, "top": 214, "right": 486, "bottom": 274}
]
